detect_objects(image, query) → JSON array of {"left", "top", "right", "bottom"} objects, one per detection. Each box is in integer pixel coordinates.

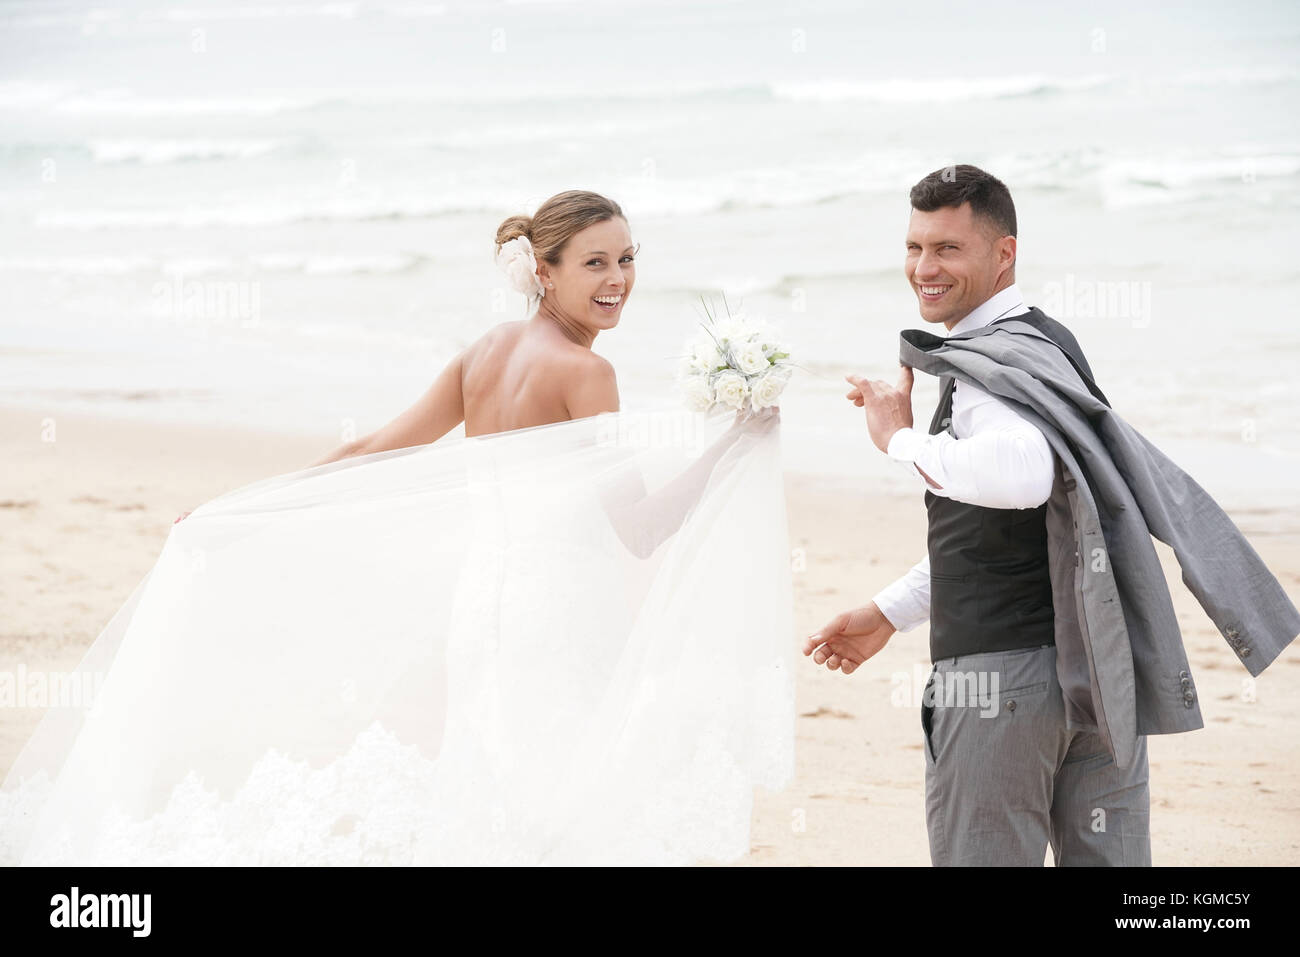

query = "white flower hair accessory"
[{"left": 495, "top": 235, "right": 546, "bottom": 300}]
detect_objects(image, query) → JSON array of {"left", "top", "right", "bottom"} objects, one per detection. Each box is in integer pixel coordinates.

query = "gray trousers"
[{"left": 921, "top": 643, "right": 1151, "bottom": 866}]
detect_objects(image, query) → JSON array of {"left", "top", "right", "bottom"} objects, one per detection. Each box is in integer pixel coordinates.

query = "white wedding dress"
[{"left": 0, "top": 402, "right": 794, "bottom": 865}]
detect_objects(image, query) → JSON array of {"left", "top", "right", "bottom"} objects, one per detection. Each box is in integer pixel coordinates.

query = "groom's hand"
[
  {"left": 802, "top": 602, "right": 896, "bottom": 675},
  {"left": 845, "top": 365, "right": 914, "bottom": 453}
]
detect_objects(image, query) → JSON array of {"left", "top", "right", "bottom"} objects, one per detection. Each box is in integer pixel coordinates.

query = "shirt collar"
[{"left": 946, "top": 283, "right": 1027, "bottom": 337}]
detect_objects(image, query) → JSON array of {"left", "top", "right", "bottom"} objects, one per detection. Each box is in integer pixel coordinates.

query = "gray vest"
[{"left": 924, "top": 308, "right": 1104, "bottom": 661}]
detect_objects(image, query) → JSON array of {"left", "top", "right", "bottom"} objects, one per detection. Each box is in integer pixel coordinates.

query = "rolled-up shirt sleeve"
[
  {"left": 885, "top": 380, "right": 1055, "bottom": 509},
  {"left": 871, "top": 554, "right": 931, "bottom": 632}
]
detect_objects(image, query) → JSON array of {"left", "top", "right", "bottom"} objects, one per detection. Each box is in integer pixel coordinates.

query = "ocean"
[{"left": 2, "top": 0, "right": 1298, "bottom": 507}]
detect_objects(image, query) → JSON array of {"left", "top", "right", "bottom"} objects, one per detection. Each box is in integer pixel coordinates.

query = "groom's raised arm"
[
  {"left": 880, "top": 379, "right": 1054, "bottom": 508},
  {"left": 849, "top": 371, "right": 1054, "bottom": 509}
]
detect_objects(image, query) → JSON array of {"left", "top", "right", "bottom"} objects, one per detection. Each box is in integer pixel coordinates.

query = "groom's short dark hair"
[{"left": 910, "top": 165, "right": 1017, "bottom": 239}]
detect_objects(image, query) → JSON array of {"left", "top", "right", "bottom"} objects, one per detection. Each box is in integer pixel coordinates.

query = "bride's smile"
[{"left": 592, "top": 290, "right": 624, "bottom": 314}]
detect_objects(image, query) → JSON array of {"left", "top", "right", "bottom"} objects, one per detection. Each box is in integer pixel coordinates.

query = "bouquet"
[{"left": 677, "top": 298, "right": 794, "bottom": 414}]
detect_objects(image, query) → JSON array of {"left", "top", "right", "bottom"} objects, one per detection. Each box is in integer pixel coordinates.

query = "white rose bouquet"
[{"left": 677, "top": 297, "right": 794, "bottom": 414}]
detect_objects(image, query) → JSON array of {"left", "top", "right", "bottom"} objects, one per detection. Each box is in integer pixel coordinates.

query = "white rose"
[
  {"left": 735, "top": 341, "right": 770, "bottom": 375},
  {"left": 712, "top": 315, "right": 747, "bottom": 347},
  {"left": 712, "top": 369, "right": 750, "bottom": 410},
  {"left": 750, "top": 363, "right": 792, "bottom": 410},
  {"left": 691, "top": 340, "right": 724, "bottom": 373},
  {"left": 756, "top": 323, "right": 786, "bottom": 357},
  {"left": 681, "top": 374, "right": 714, "bottom": 411}
]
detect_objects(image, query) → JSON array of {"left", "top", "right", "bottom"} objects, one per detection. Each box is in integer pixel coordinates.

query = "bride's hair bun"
[{"left": 494, "top": 214, "right": 533, "bottom": 251}]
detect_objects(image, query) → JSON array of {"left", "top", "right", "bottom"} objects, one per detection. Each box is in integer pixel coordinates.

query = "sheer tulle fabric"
[{"left": 1, "top": 404, "right": 794, "bottom": 865}]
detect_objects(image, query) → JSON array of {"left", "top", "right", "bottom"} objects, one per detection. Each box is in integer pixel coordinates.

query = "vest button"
[{"left": 1006, "top": 700, "right": 1017, "bottom": 712}]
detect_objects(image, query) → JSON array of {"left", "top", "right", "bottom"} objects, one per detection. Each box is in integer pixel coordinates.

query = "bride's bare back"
[
  {"left": 314, "top": 314, "right": 619, "bottom": 466},
  {"left": 461, "top": 317, "right": 617, "bottom": 437}
]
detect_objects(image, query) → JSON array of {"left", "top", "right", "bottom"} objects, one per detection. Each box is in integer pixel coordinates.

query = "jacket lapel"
[{"left": 928, "top": 376, "right": 956, "bottom": 436}]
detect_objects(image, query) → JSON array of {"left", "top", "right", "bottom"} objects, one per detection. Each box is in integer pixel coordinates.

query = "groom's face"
[{"left": 905, "top": 202, "right": 1015, "bottom": 329}]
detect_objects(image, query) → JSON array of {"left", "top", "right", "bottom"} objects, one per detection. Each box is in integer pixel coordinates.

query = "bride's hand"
[{"left": 731, "top": 405, "right": 780, "bottom": 436}]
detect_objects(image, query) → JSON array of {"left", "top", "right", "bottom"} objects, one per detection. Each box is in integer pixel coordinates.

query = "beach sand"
[{"left": 2, "top": 404, "right": 1297, "bottom": 865}]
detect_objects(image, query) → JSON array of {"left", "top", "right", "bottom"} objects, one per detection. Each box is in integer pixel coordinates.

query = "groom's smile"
[{"left": 918, "top": 283, "right": 953, "bottom": 302}]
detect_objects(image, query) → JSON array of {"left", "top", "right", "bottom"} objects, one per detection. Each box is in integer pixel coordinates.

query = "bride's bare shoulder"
[
  {"left": 539, "top": 339, "right": 615, "bottom": 396},
  {"left": 465, "top": 319, "right": 615, "bottom": 389},
  {"left": 552, "top": 344, "right": 618, "bottom": 416},
  {"left": 465, "top": 320, "right": 526, "bottom": 353}
]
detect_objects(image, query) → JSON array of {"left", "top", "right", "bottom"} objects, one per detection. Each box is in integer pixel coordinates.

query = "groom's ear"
[{"left": 996, "top": 234, "right": 1017, "bottom": 275}]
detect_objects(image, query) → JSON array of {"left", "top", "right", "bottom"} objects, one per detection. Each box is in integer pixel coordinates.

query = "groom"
[
  {"left": 807, "top": 166, "right": 1299, "bottom": 867},
  {"left": 805, "top": 165, "right": 1150, "bottom": 866}
]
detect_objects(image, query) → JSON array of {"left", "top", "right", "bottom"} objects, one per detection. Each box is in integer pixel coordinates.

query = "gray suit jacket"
[{"left": 898, "top": 316, "right": 1300, "bottom": 770}]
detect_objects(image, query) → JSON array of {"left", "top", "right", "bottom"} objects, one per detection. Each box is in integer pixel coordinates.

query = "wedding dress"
[{"left": 0, "top": 402, "right": 794, "bottom": 865}]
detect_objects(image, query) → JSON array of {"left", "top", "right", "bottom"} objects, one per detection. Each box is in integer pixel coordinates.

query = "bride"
[{"left": 0, "top": 190, "right": 795, "bottom": 866}]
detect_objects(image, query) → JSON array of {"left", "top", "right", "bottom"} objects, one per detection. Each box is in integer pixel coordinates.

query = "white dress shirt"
[{"left": 872, "top": 283, "right": 1057, "bottom": 632}]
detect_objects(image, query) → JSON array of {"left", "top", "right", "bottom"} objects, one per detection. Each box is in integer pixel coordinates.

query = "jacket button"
[
  {"left": 1241, "top": 646, "right": 1252, "bottom": 658},
  {"left": 1184, "top": 698, "right": 1195, "bottom": 709},
  {"left": 1179, "top": 670, "right": 1188, "bottom": 679},
  {"left": 1226, "top": 626, "right": 1239, "bottom": 639},
  {"left": 1183, "top": 690, "right": 1195, "bottom": 701},
  {"left": 1007, "top": 700, "right": 1017, "bottom": 712}
]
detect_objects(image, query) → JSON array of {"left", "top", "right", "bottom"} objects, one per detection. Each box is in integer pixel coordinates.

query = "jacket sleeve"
[{"left": 1105, "top": 418, "right": 1300, "bottom": 676}]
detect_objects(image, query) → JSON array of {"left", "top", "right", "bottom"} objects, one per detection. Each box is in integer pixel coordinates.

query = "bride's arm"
[
  {"left": 309, "top": 351, "right": 467, "bottom": 467},
  {"left": 596, "top": 408, "right": 777, "bottom": 560},
  {"left": 173, "top": 352, "right": 467, "bottom": 523},
  {"left": 560, "top": 359, "right": 777, "bottom": 559}
]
